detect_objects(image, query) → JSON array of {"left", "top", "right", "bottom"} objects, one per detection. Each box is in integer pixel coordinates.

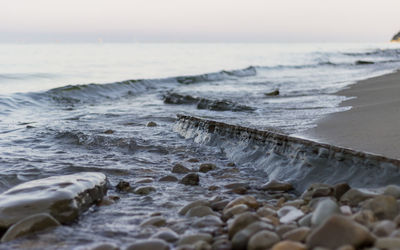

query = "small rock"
[
  {"left": 180, "top": 173, "right": 200, "bottom": 186},
  {"left": 159, "top": 175, "right": 179, "bottom": 182},
  {"left": 126, "top": 239, "right": 169, "bottom": 250},
  {"left": 147, "top": 121, "right": 157, "bottom": 127},
  {"left": 298, "top": 213, "right": 312, "bottom": 227},
  {"left": 336, "top": 245, "right": 355, "bottom": 250},
  {"left": 301, "top": 183, "right": 334, "bottom": 201},
  {"left": 282, "top": 227, "right": 310, "bottom": 242},
  {"left": 306, "top": 215, "right": 375, "bottom": 249},
  {"left": 311, "top": 198, "right": 340, "bottom": 226},
  {"left": 134, "top": 186, "right": 156, "bottom": 195},
  {"left": 276, "top": 224, "right": 298, "bottom": 238},
  {"left": 383, "top": 185, "right": 400, "bottom": 198},
  {"left": 247, "top": 230, "right": 280, "bottom": 250},
  {"left": 103, "top": 129, "right": 114, "bottom": 134},
  {"left": 193, "top": 215, "right": 223, "bottom": 228},
  {"left": 224, "top": 196, "right": 259, "bottom": 211},
  {"left": 199, "top": 163, "right": 217, "bottom": 173},
  {"left": 257, "top": 206, "right": 277, "bottom": 218},
  {"left": 193, "top": 240, "right": 211, "bottom": 250},
  {"left": 212, "top": 239, "right": 232, "bottom": 250},
  {"left": 97, "top": 195, "right": 120, "bottom": 206},
  {"left": 116, "top": 181, "right": 131, "bottom": 192},
  {"left": 228, "top": 212, "right": 260, "bottom": 239},
  {"left": 265, "top": 89, "right": 280, "bottom": 96},
  {"left": 135, "top": 178, "right": 153, "bottom": 184},
  {"left": 340, "top": 205, "right": 352, "bottom": 215},
  {"left": 283, "top": 199, "right": 305, "bottom": 208},
  {"left": 372, "top": 220, "right": 396, "bottom": 237},
  {"left": 227, "top": 162, "right": 236, "bottom": 167},
  {"left": 261, "top": 180, "right": 293, "bottom": 192},
  {"left": 140, "top": 216, "right": 166, "bottom": 227},
  {"left": 178, "top": 233, "right": 212, "bottom": 245},
  {"left": 208, "top": 186, "right": 219, "bottom": 191},
  {"left": 211, "top": 199, "right": 230, "bottom": 211},
  {"left": 1, "top": 213, "right": 60, "bottom": 242},
  {"left": 89, "top": 243, "right": 119, "bottom": 250},
  {"left": 223, "top": 204, "right": 249, "bottom": 220},
  {"left": 187, "top": 206, "right": 218, "bottom": 218},
  {"left": 334, "top": 183, "right": 351, "bottom": 200},
  {"left": 187, "top": 158, "right": 200, "bottom": 163},
  {"left": 179, "top": 200, "right": 210, "bottom": 215},
  {"left": 375, "top": 237, "right": 400, "bottom": 249},
  {"left": 152, "top": 229, "right": 179, "bottom": 243},
  {"left": 271, "top": 241, "right": 307, "bottom": 250},
  {"left": 277, "top": 206, "right": 304, "bottom": 224},
  {"left": 362, "top": 195, "right": 398, "bottom": 220},
  {"left": 352, "top": 209, "right": 376, "bottom": 227},
  {"left": 340, "top": 189, "right": 375, "bottom": 206},
  {"left": 231, "top": 221, "right": 274, "bottom": 250},
  {"left": 172, "top": 164, "right": 191, "bottom": 174}
]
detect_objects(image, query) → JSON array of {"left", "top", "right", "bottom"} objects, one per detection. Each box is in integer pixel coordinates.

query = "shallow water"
[{"left": 0, "top": 43, "right": 400, "bottom": 248}]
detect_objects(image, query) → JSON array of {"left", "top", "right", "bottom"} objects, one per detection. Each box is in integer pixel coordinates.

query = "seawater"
[{"left": 0, "top": 43, "right": 400, "bottom": 248}]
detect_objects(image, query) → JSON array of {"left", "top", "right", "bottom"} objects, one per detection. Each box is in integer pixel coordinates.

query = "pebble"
[
  {"left": 103, "top": 129, "right": 114, "bottom": 134},
  {"left": 146, "top": 121, "right": 157, "bottom": 127},
  {"left": 152, "top": 229, "right": 179, "bottom": 243},
  {"left": 247, "top": 230, "right": 280, "bottom": 250},
  {"left": 212, "top": 239, "right": 232, "bottom": 250},
  {"left": 1, "top": 213, "right": 60, "bottom": 242},
  {"left": 362, "top": 195, "right": 398, "bottom": 220},
  {"left": 193, "top": 215, "right": 223, "bottom": 228},
  {"left": 340, "top": 205, "right": 352, "bottom": 215},
  {"left": 228, "top": 212, "right": 260, "bottom": 239},
  {"left": 211, "top": 200, "right": 230, "bottom": 211},
  {"left": 352, "top": 209, "right": 376, "bottom": 227},
  {"left": 271, "top": 241, "right": 307, "bottom": 250},
  {"left": 306, "top": 215, "right": 375, "bottom": 249},
  {"left": 298, "top": 213, "right": 312, "bottom": 227},
  {"left": 115, "top": 180, "right": 131, "bottom": 192},
  {"left": 179, "top": 200, "right": 210, "bottom": 215},
  {"left": 199, "top": 163, "right": 217, "bottom": 173},
  {"left": 340, "top": 189, "right": 375, "bottom": 206},
  {"left": 311, "top": 198, "right": 340, "bottom": 226},
  {"left": 159, "top": 175, "right": 179, "bottom": 182},
  {"left": 375, "top": 237, "right": 400, "bottom": 249},
  {"left": 172, "top": 164, "right": 191, "bottom": 174},
  {"left": 301, "top": 183, "right": 334, "bottom": 201},
  {"left": 186, "top": 206, "right": 218, "bottom": 218},
  {"left": 261, "top": 180, "right": 293, "bottom": 192},
  {"left": 89, "top": 243, "right": 119, "bottom": 250},
  {"left": 222, "top": 204, "right": 249, "bottom": 220},
  {"left": 180, "top": 173, "right": 200, "bottom": 186},
  {"left": 257, "top": 206, "right": 277, "bottom": 217},
  {"left": 383, "top": 185, "right": 400, "bottom": 198},
  {"left": 372, "top": 220, "right": 396, "bottom": 237},
  {"left": 276, "top": 224, "right": 298, "bottom": 238},
  {"left": 224, "top": 195, "right": 259, "bottom": 211},
  {"left": 125, "top": 239, "right": 169, "bottom": 250},
  {"left": 282, "top": 226, "right": 310, "bottom": 242},
  {"left": 333, "top": 183, "right": 351, "bottom": 200},
  {"left": 135, "top": 178, "right": 154, "bottom": 184},
  {"left": 140, "top": 216, "right": 167, "bottom": 227},
  {"left": 178, "top": 233, "right": 213, "bottom": 245},
  {"left": 231, "top": 221, "right": 274, "bottom": 250},
  {"left": 134, "top": 186, "right": 156, "bottom": 195},
  {"left": 277, "top": 206, "right": 304, "bottom": 224},
  {"left": 187, "top": 158, "right": 200, "bottom": 163}
]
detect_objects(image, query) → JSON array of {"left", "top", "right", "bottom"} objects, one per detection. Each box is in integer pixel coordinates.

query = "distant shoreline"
[{"left": 303, "top": 70, "right": 400, "bottom": 159}]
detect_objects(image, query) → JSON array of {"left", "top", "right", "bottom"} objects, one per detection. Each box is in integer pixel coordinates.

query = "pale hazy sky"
[{"left": 1, "top": 0, "right": 399, "bottom": 42}]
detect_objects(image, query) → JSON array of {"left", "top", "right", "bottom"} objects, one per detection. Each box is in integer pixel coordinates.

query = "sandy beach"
[{"left": 303, "top": 70, "right": 400, "bottom": 159}]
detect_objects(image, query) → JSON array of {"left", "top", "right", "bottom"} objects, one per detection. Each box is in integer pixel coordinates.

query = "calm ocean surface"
[{"left": 0, "top": 43, "right": 400, "bottom": 248}]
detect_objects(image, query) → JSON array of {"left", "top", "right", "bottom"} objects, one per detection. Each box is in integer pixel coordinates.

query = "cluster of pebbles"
[{"left": 93, "top": 160, "right": 400, "bottom": 250}]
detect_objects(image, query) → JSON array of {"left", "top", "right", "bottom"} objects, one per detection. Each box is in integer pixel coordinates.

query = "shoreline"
[{"left": 302, "top": 70, "right": 400, "bottom": 159}]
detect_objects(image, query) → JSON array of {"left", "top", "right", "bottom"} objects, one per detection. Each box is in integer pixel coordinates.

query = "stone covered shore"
[{"left": 2, "top": 161, "right": 400, "bottom": 249}]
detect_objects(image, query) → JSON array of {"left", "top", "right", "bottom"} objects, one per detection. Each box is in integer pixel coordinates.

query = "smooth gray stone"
[{"left": 0, "top": 172, "right": 107, "bottom": 229}]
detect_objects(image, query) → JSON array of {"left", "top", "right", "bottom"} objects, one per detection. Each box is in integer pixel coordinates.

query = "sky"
[{"left": 1, "top": 0, "right": 400, "bottom": 43}]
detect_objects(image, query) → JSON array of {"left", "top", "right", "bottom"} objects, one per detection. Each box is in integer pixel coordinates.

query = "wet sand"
[{"left": 303, "top": 70, "right": 400, "bottom": 159}]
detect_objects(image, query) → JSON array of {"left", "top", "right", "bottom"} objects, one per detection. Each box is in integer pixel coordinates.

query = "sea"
[{"left": 0, "top": 43, "right": 400, "bottom": 248}]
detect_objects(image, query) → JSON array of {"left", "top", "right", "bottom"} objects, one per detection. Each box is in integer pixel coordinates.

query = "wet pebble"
[
  {"left": 116, "top": 181, "right": 132, "bottom": 192},
  {"left": 180, "top": 173, "right": 200, "bottom": 186},
  {"left": 172, "top": 164, "right": 191, "bottom": 174},
  {"left": 146, "top": 121, "right": 157, "bottom": 127},
  {"left": 277, "top": 206, "right": 304, "bottom": 224},
  {"left": 186, "top": 206, "right": 218, "bottom": 218},
  {"left": 159, "top": 175, "right": 179, "bottom": 182},
  {"left": 140, "top": 216, "right": 167, "bottom": 227},
  {"left": 152, "top": 229, "right": 179, "bottom": 243},
  {"left": 134, "top": 186, "right": 156, "bottom": 195},
  {"left": 261, "top": 180, "right": 293, "bottom": 192},
  {"left": 125, "top": 239, "right": 169, "bottom": 250},
  {"left": 199, "top": 163, "right": 217, "bottom": 173},
  {"left": 178, "top": 233, "right": 213, "bottom": 245},
  {"left": 247, "top": 230, "right": 280, "bottom": 250},
  {"left": 179, "top": 200, "right": 210, "bottom": 215}
]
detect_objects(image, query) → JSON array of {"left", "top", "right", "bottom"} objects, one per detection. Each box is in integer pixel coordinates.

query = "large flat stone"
[{"left": 0, "top": 172, "right": 107, "bottom": 229}]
